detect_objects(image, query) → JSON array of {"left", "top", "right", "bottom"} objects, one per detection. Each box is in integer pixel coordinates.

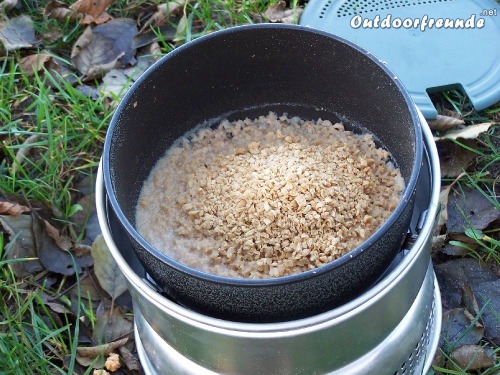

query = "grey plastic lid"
[{"left": 300, "top": 0, "right": 500, "bottom": 119}]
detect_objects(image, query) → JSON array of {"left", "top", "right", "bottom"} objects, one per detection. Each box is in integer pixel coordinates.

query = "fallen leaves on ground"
[
  {"left": 71, "top": 18, "right": 138, "bottom": 80},
  {"left": 441, "top": 308, "right": 484, "bottom": 348},
  {"left": 0, "top": 15, "right": 40, "bottom": 50},
  {"left": 45, "top": 0, "right": 79, "bottom": 21},
  {"left": 71, "top": 0, "right": 113, "bottom": 25},
  {"left": 434, "top": 123, "right": 493, "bottom": 141},
  {"left": 0, "top": 213, "right": 44, "bottom": 277},
  {"left": 0, "top": 196, "right": 139, "bottom": 372},
  {"left": 428, "top": 114, "right": 465, "bottom": 132},
  {"left": 91, "top": 235, "right": 128, "bottom": 302},
  {"left": 0, "top": 200, "right": 30, "bottom": 215},
  {"left": 436, "top": 140, "right": 478, "bottom": 177},
  {"left": 77, "top": 337, "right": 128, "bottom": 360},
  {"left": 33, "top": 211, "right": 94, "bottom": 275},
  {"left": 100, "top": 55, "right": 154, "bottom": 100},
  {"left": 140, "top": 0, "right": 187, "bottom": 32},
  {"left": 0, "top": 0, "right": 18, "bottom": 12},
  {"left": 119, "top": 345, "right": 141, "bottom": 371},
  {"left": 92, "top": 299, "right": 134, "bottom": 343},
  {"left": 435, "top": 262, "right": 500, "bottom": 371},
  {"left": 20, "top": 53, "right": 52, "bottom": 75},
  {"left": 430, "top": 108, "right": 499, "bottom": 371},
  {"left": 446, "top": 186, "right": 500, "bottom": 233},
  {"left": 450, "top": 345, "right": 497, "bottom": 370},
  {"left": 435, "top": 258, "right": 500, "bottom": 346},
  {"left": 264, "top": 0, "right": 303, "bottom": 23}
]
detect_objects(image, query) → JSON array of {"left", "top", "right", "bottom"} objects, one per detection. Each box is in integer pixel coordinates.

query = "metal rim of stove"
[{"left": 132, "top": 271, "right": 442, "bottom": 375}]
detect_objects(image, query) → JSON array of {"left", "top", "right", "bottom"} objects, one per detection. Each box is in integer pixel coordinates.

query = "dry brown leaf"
[
  {"left": 0, "top": 200, "right": 30, "bottom": 215},
  {"left": 45, "top": 0, "right": 78, "bottom": 21},
  {"left": 0, "top": 214, "right": 44, "bottom": 277},
  {"left": 44, "top": 219, "right": 72, "bottom": 251},
  {"left": 446, "top": 186, "right": 500, "bottom": 232},
  {"left": 133, "top": 25, "right": 176, "bottom": 49},
  {"left": 93, "top": 300, "right": 134, "bottom": 343},
  {"left": 448, "top": 232, "right": 477, "bottom": 244},
  {"left": 146, "top": 41, "right": 162, "bottom": 59},
  {"left": 441, "top": 241, "right": 477, "bottom": 257},
  {"left": 119, "top": 346, "right": 141, "bottom": 371},
  {"left": 0, "top": 15, "right": 40, "bottom": 51},
  {"left": 76, "top": 338, "right": 128, "bottom": 368},
  {"left": 46, "top": 57, "right": 79, "bottom": 86},
  {"left": 435, "top": 123, "right": 493, "bottom": 141},
  {"left": 264, "top": 0, "right": 303, "bottom": 23},
  {"left": 81, "top": 11, "right": 112, "bottom": 25},
  {"left": 77, "top": 338, "right": 129, "bottom": 358},
  {"left": 140, "top": 0, "right": 186, "bottom": 32},
  {"left": 437, "top": 171, "right": 467, "bottom": 229},
  {"left": 0, "top": 0, "right": 18, "bottom": 12},
  {"left": 450, "top": 345, "right": 496, "bottom": 370},
  {"left": 432, "top": 234, "right": 447, "bottom": 252},
  {"left": 71, "top": 272, "right": 103, "bottom": 302},
  {"left": 436, "top": 139, "right": 477, "bottom": 178},
  {"left": 73, "top": 243, "right": 92, "bottom": 257},
  {"left": 33, "top": 211, "right": 94, "bottom": 275},
  {"left": 20, "top": 53, "right": 52, "bottom": 75},
  {"left": 41, "top": 293, "right": 73, "bottom": 314},
  {"left": 12, "top": 134, "right": 39, "bottom": 174},
  {"left": 441, "top": 108, "right": 463, "bottom": 119},
  {"left": 91, "top": 235, "right": 128, "bottom": 301},
  {"left": 71, "top": 19, "right": 137, "bottom": 80},
  {"left": 71, "top": 0, "right": 113, "bottom": 24},
  {"left": 100, "top": 56, "right": 154, "bottom": 100},
  {"left": 428, "top": 114, "right": 465, "bottom": 131},
  {"left": 19, "top": 51, "right": 73, "bottom": 84},
  {"left": 438, "top": 185, "right": 452, "bottom": 228},
  {"left": 442, "top": 308, "right": 484, "bottom": 347},
  {"left": 41, "top": 29, "right": 64, "bottom": 44}
]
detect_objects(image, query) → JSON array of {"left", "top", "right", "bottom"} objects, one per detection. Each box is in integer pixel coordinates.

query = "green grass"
[
  {"left": 0, "top": 233, "right": 83, "bottom": 375},
  {"left": 0, "top": 59, "right": 111, "bottom": 234}
]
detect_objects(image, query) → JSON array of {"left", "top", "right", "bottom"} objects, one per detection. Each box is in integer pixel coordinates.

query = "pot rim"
[{"left": 103, "top": 23, "right": 423, "bottom": 287}]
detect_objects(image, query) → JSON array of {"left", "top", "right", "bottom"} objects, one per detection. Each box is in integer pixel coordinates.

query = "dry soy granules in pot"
[{"left": 136, "top": 112, "right": 404, "bottom": 279}]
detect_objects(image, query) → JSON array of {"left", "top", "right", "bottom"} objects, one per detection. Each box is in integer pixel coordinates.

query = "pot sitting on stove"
[
  {"left": 102, "top": 24, "right": 423, "bottom": 323},
  {"left": 96, "top": 104, "right": 441, "bottom": 375},
  {"left": 96, "top": 24, "right": 442, "bottom": 375}
]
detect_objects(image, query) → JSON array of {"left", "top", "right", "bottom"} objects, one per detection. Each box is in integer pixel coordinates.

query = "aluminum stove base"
[{"left": 134, "top": 265, "right": 441, "bottom": 375}]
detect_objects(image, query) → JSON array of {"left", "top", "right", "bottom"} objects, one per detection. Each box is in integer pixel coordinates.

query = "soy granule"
[{"left": 136, "top": 112, "right": 404, "bottom": 279}]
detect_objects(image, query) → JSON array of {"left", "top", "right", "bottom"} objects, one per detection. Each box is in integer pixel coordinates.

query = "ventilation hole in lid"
[{"left": 334, "top": 0, "right": 453, "bottom": 17}]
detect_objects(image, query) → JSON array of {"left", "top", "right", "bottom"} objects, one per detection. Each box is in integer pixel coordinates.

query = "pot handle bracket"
[{"left": 401, "top": 208, "right": 429, "bottom": 253}]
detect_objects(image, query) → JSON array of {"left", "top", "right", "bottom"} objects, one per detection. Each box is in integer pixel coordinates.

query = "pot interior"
[{"left": 104, "top": 24, "right": 422, "bottom": 272}]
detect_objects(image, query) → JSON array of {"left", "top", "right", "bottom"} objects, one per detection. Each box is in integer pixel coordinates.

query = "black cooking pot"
[{"left": 103, "top": 24, "right": 423, "bottom": 323}]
